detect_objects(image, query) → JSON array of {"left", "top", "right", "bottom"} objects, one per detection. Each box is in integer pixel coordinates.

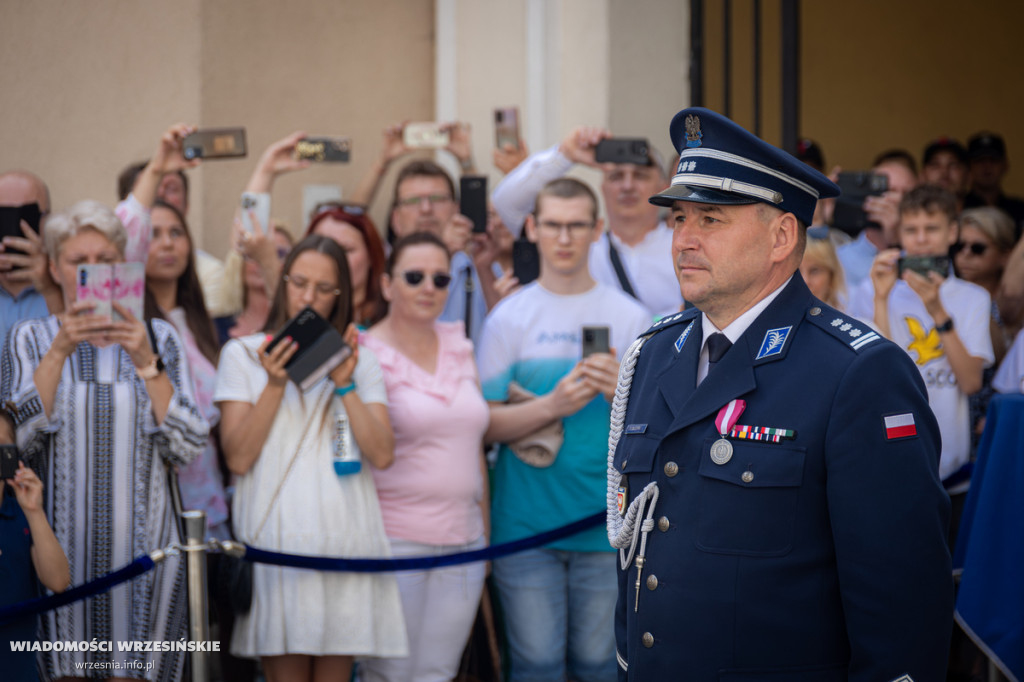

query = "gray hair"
[{"left": 44, "top": 200, "right": 127, "bottom": 261}]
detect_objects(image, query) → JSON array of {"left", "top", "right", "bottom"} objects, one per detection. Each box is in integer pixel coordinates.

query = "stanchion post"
[{"left": 182, "top": 510, "right": 209, "bottom": 682}]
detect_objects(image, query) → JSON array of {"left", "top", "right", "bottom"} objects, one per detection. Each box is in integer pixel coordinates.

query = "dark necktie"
[{"left": 706, "top": 333, "right": 732, "bottom": 373}]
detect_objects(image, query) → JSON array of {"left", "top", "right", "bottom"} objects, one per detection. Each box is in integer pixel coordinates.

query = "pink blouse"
[{"left": 362, "top": 322, "right": 489, "bottom": 546}]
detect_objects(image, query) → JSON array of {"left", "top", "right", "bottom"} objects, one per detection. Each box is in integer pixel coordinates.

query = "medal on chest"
[{"left": 711, "top": 399, "right": 746, "bottom": 464}]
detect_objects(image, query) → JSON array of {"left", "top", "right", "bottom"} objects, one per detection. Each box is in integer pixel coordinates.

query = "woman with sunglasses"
[
  {"left": 360, "top": 232, "right": 490, "bottom": 682},
  {"left": 953, "top": 207, "right": 1017, "bottom": 448},
  {"left": 307, "top": 204, "right": 388, "bottom": 328},
  {"left": 214, "top": 235, "right": 406, "bottom": 682}
]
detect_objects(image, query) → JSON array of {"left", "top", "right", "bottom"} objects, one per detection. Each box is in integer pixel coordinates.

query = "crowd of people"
[{"left": 0, "top": 111, "right": 1022, "bottom": 682}]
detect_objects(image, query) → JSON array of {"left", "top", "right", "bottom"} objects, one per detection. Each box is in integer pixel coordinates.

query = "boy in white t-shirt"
[
  {"left": 479, "top": 178, "right": 651, "bottom": 682},
  {"left": 862, "top": 185, "right": 993, "bottom": 495}
]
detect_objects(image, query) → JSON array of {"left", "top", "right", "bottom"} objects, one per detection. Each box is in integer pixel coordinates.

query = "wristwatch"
[
  {"left": 459, "top": 157, "right": 474, "bottom": 173},
  {"left": 935, "top": 318, "right": 955, "bottom": 334},
  {"left": 136, "top": 355, "right": 165, "bottom": 380}
]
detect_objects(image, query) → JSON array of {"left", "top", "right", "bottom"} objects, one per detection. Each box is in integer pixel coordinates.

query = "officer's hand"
[
  {"left": 580, "top": 350, "right": 620, "bottom": 403},
  {"left": 547, "top": 363, "right": 599, "bottom": 418},
  {"left": 870, "top": 248, "right": 900, "bottom": 301}
]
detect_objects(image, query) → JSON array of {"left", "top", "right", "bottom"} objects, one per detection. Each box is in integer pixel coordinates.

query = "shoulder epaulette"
[
  {"left": 804, "top": 304, "right": 882, "bottom": 353},
  {"left": 639, "top": 308, "right": 700, "bottom": 338}
]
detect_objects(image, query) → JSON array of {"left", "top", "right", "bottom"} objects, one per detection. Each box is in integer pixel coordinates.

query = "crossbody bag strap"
[{"left": 607, "top": 237, "right": 638, "bottom": 299}]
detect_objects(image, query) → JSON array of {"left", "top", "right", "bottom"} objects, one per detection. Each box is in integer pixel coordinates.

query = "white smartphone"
[
  {"left": 403, "top": 122, "right": 449, "bottom": 149},
  {"left": 240, "top": 192, "right": 271, "bottom": 234}
]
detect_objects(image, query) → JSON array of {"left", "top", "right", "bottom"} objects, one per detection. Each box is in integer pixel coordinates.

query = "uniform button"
[
  {"left": 657, "top": 516, "right": 670, "bottom": 532},
  {"left": 742, "top": 470, "right": 754, "bottom": 483},
  {"left": 809, "top": 306, "right": 822, "bottom": 316},
  {"left": 646, "top": 574, "right": 659, "bottom": 590},
  {"left": 641, "top": 632, "right": 655, "bottom": 648},
  {"left": 663, "top": 461, "right": 679, "bottom": 477}
]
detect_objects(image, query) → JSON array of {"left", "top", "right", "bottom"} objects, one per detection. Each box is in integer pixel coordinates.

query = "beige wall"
[{"left": 1, "top": 0, "right": 434, "bottom": 257}]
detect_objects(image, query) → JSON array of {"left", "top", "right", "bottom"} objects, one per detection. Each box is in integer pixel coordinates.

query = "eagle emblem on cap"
[{"left": 685, "top": 114, "right": 703, "bottom": 148}]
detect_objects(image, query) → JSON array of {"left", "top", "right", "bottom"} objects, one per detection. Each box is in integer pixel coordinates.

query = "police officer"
[{"left": 607, "top": 108, "right": 953, "bottom": 681}]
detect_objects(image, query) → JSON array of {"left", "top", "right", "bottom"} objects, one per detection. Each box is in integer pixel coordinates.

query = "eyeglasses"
[
  {"left": 312, "top": 201, "right": 367, "bottom": 218},
  {"left": 283, "top": 274, "right": 341, "bottom": 297},
  {"left": 952, "top": 241, "right": 988, "bottom": 256},
  {"left": 537, "top": 220, "right": 595, "bottom": 236},
  {"left": 401, "top": 270, "right": 452, "bottom": 288},
  {"left": 396, "top": 194, "right": 453, "bottom": 209}
]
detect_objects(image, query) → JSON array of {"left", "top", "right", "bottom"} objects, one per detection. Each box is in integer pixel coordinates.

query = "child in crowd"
[{"left": 0, "top": 410, "right": 70, "bottom": 682}]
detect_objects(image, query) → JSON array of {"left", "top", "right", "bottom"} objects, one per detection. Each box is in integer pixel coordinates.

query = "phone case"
[
  {"left": 182, "top": 128, "right": 247, "bottom": 160},
  {"left": 595, "top": 138, "right": 650, "bottom": 166},
  {"left": 77, "top": 264, "right": 113, "bottom": 320},
  {"left": 460, "top": 176, "right": 488, "bottom": 233},
  {"left": 581, "top": 326, "right": 611, "bottom": 358},
  {"left": 0, "top": 445, "right": 18, "bottom": 480},
  {"left": 295, "top": 137, "right": 351, "bottom": 163},
  {"left": 495, "top": 107, "right": 520, "bottom": 149},
  {"left": 268, "top": 307, "right": 353, "bottom": 390},
  {"left": 113, "top": 263, "right": 145, "bottom": 321}
]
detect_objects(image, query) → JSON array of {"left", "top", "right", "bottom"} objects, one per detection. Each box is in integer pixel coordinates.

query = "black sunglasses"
[
  {"left": 953, "top": 241, "right": 988, "bottom": 256},
  {"left": 402, "top": 270, "right": 452, "bottom": 288}
]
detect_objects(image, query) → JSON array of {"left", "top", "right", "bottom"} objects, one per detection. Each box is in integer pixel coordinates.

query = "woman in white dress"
[
  {"left": 1, "top": 200, "right": 209, "bottom": 682},
  {"left": 214, "top": 234, "right": 406, "bottom": 682}
]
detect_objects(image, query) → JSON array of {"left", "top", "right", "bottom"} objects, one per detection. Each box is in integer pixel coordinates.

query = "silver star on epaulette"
[
  {"left": 831, "top": 318, "right": 843, "bottom": 327},
  {"left": 850, "top": 329, "right": 863, "bottom": 337}
]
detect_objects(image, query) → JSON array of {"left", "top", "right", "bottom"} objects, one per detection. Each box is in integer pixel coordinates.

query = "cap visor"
[{"left": 649, "top": 184, "right": 760, "bottom": 208}]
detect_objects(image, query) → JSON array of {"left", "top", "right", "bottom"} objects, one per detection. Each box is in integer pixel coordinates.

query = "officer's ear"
[{"left": 768, "top": 209, "right": 800, "bottom": 265}]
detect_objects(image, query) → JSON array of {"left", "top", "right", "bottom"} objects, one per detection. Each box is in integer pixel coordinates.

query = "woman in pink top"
[{"left": 361, "top": 232, "right": 490, "bottom": 682}]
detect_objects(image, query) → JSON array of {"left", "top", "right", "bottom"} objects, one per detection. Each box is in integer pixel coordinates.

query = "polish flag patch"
[{"left": 884, "top": 413, "right": 917, "bottom": 440}]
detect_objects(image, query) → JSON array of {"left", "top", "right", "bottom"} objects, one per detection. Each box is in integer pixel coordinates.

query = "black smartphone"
[
  {"left": 460, "top": 175, "right": 489, "bottom": 234},
  {"left": 595, "top": 138, "right": 650, "bottom": 166},
  {"left": 182, "top": 127, "right": 247, "bottom": 160},
  {"left": 582, "top": 326, "right": 611, "bottom": 358},
  {"left": 267, "top": 306, "right": 352, "bottom": 390},
  {"left": 0, "top": 203, "right": 42, "bottom": 256},
  {"left": 512, "top": 238, "right": 539, "bottom": 286},
  {"left": 832, "top": 172, "right": 889, "bottom": 236},
  {"left": 898, "top": 255, "right": 951, "bottom": 278},
  {"left": 295, "top": 137, "right": 351, "bottom": 163},
  {"left": 494, "top": 107, "right": 521, "bottom": 149},
  {"left": 0, "top": 444, "right": 18, "bottom": 480}
]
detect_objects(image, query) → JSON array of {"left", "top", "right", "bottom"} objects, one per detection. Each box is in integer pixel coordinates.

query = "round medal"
[{"left": 710, "top": 438, "right": 733, "bottom": 465}]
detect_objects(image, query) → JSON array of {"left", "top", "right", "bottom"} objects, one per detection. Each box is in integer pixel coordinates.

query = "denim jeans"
[{"left": 491, "top": 548, "right": 617, "bottom": 682}]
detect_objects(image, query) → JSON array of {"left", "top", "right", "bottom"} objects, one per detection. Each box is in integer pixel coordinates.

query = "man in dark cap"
[
  {"left": 607, "top": 107, "right": 953, "bottom": 681},
  {"left": 964, "top": 131, "right": 1024, "bottom": 239},
  {"left": 921, "top": 137, "right": 969, "bottom": 210}
]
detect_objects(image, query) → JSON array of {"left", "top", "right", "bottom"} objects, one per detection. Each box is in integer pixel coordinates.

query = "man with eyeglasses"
[
  {"left": 0, "top": 170, "right": 59, "bottom": 354},
  {"left": 390, "top": 159, "right": 489, "bottom": 341},
  {"left": 492, "top": 127, "right": 682, "bottom": 320},
  {"left": 479, "top": 177, "right": 650, "bottom": 682}
]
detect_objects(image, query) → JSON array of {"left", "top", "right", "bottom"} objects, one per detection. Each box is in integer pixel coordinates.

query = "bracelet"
[{"left": 334, "top": 382, "right": 356, "bottom": 397}]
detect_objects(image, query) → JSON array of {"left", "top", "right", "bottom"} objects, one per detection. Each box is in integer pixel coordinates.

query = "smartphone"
[
  {"left": 832, "top": 172, "right": 889, "bottom": 236},
  {"left": 267, "top": 306, "right": 353, "bottom": 390},
  {"left": 295, "top": 136, "right": 351, "bottom": 163},
  {"left": 77, "top": 264, "right": 113, "bottom": 320},
  {"left": 582, "top": 326, "right": 611, "bottom": 358},
  {"left": 0, "top": 444, "right": 17, "bottom": 480},
  {"left": 898, "top": 255, "right": 951, "bottom": 279},
  {"left": 403, "top": 122, "right": 449, "bottom": 149},
  {"left": 460, "top": 176, "right": 488, "bottom": 234},
  {"left": 182, "top": 127, "right": 247, "bottom": 160},
  {"left": 595, "top": 138, "right": 650, "bottom": 166},
  {"left": 0, "top": 203, "right": 42, "bottom": 256},
  {"left": 494, "top": 107, "right": 521, "bottom": 149},
  {"left": 112, "top": 262, "right": 145, "bottom": 321},
  {"left": 240, "top": 192, "right": 271, "bottom": 234},
  {"left": 512, "top": 238, "right": 539, "bottom": 286}
]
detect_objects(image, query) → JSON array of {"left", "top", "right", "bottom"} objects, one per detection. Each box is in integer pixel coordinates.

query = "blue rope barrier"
[
  {"left": 0, "top": 511, "right": 606, "bottom": 625},
  {"left": 0, "top": 554, "right": 156, "bottom": 627},
  {"left": 244, "top": 511, "right": 605, "bottom": 572}
]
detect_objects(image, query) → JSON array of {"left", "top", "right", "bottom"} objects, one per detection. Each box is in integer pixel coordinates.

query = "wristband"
[
  {"left": 334, "top": 382, "right": 356, "bottom": 397},
  {"left": 935, "top": 318, "right": 954, "bottom": 334}
]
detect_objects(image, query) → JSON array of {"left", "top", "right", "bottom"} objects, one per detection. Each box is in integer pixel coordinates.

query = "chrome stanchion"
[{"left": 182, "top": 510, "right": 210, "bottom": 682}]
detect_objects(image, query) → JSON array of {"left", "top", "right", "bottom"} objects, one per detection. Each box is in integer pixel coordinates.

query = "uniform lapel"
[
  {"left": 655, "top": 318, "right": 701, "bottom": 423},
  {"left": 662, "top": 275, "right": 813, "bottom": 438}
]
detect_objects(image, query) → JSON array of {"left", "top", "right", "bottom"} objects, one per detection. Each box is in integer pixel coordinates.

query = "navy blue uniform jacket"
[{"left": 612, "top": 274, "right": 953, "bottom": 681}]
